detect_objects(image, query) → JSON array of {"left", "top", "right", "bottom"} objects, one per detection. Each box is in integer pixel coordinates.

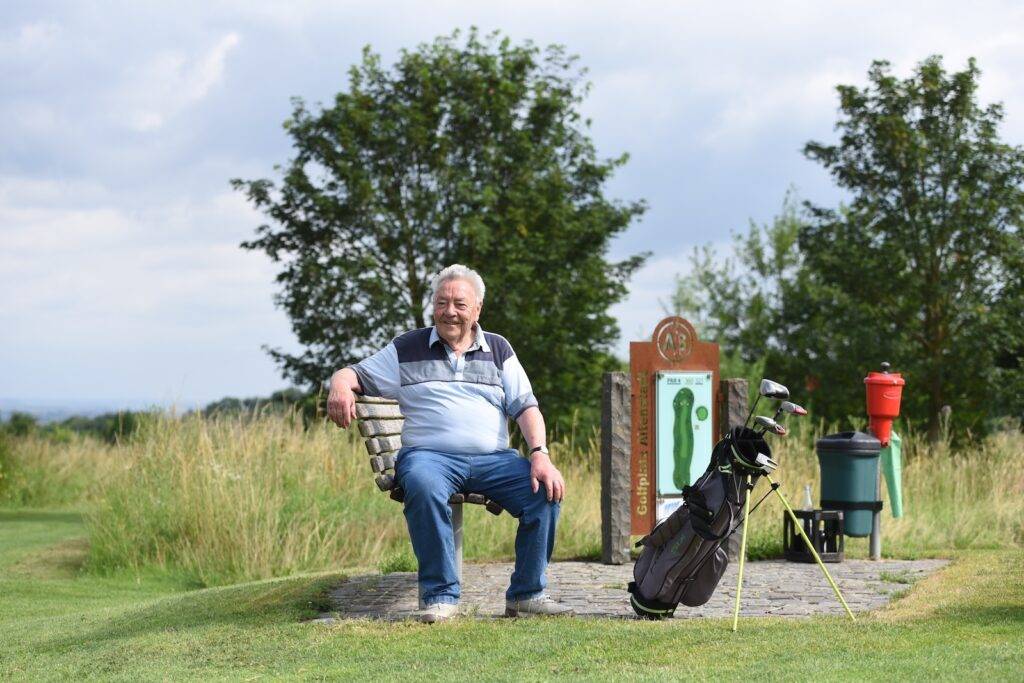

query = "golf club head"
[
  {"left": 778, "top": 401, "right": 807, "bottom": 416},
  {"left": 759, "top": 379, "right": 790, "bottom": 400},
  {"left": 754, "top": 415, "right": 787, "bottom": 436},
  {"left": 754, "top": 451, "right": 779, "bottom": 473}
]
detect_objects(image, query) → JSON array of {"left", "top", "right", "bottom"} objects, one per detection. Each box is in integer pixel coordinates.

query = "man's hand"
[
  {"left": 327, "top": 371, "right": 358, "bottom": 428},
  {"left": 530, "top": 451, "right": 565, "bottom": 503}
]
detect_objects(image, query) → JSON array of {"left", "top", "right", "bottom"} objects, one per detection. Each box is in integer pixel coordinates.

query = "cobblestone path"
[{"left": 317, "top": 558, "right": 947, "bottom": 622}]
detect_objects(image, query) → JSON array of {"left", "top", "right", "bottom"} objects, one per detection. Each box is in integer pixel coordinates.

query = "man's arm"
[
  {"left": 327, "top": 368, "right": 362, "bottom": 428},
  {"left": 327, "top": 341, "right": 401, "bottom": 429},
  {"left": 516, "top": 406, "right": 565, "bottom": 503}
]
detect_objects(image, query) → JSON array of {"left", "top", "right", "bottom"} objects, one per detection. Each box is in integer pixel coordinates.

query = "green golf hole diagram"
[
  {"left": 656, "top": 371, "right": 714, "bottom": 495},
  {"left": 672, "top": 388, "right": 695, "bottom": 490}
]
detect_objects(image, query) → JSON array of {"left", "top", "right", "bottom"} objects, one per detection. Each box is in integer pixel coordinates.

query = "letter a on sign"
[{"left": 656, "top": 319, "right": 692, "bottom": 362}]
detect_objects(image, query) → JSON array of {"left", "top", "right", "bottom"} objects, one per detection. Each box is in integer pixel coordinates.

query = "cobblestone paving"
[{"left": 317, "top": 558, "right": 947, "bottom": 622}]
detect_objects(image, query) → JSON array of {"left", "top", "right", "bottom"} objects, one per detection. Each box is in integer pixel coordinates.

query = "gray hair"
[{"left": 430, "top": 264, "right": 486, "bottom": 304}]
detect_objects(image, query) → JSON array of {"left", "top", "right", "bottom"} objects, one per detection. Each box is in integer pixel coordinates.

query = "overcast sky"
[{"left": 2, "top": 1, "right": 1023, "bottom": 410}]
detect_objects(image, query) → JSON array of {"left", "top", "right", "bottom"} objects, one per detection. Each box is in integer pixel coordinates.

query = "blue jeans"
[{"left": 394, "top": 447, "right": 560, "bottom": 606}]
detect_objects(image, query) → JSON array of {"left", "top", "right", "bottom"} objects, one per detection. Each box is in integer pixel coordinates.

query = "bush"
[{"left": 3, "top": 412, "right": 38, "bottom": 437}]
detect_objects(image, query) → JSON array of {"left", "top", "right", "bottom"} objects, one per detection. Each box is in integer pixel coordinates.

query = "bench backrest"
[{"left": 355, "top": 396, "right": 503, "bottom": 515}]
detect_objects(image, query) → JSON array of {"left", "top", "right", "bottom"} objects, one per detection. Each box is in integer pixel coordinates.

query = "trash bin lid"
[{"left": 816, "top": 431, "right": 881, "bottom": 457}]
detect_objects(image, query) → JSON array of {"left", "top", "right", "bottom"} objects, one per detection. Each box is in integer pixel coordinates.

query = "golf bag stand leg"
[
  {"left": 765, "top": 474, "right": 856, "bottom": 621},
  {"left": 731, "top": 474, "right": 753, "bottom": 632}
]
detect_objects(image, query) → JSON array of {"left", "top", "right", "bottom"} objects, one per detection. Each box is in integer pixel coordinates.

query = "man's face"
[{"left": 432, "top": 278, "right": 481, "bottom": 345}]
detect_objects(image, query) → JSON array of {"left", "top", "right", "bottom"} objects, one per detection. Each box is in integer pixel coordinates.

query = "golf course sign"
[{"left": 630, "top": 316, "right": 720, "bottom": 534}]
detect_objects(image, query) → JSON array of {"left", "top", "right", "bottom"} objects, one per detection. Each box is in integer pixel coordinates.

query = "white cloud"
[
  {"left": 120, "top": 32, "right": 241, "bottom": 132},
  {"left": 2, "top": 0, "right": 1023, "bottom": 405},
  {"left": 0, "top": 179, "right": 277, "bottom": 331},
  {"left": 0, "top": 21, "right": 61, "bottom": 57},
  {"left": 699, "top": 64, "right": 864, "bottom": 149}
]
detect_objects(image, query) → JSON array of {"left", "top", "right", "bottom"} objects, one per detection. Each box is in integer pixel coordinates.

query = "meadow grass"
[
  {"left": 0, "top": 510, "right": 1021, "bottom": 681},
  {"left": 0, "top": 413, "right": 599, "bottom": 585},
  {"left": 0, "top": 431, "right": 117, "bottom": 508},
  {"left": 1, "top": 413, "right": 1020, "bottom": 586}
]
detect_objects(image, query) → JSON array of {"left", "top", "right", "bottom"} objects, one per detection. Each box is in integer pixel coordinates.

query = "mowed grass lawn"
[{"left": 1, "top": 509, "right": 1021, "bottom": 681}]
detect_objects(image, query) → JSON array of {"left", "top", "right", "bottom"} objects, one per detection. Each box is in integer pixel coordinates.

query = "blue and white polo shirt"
[{"left": 349, "top": 325, "right": 539, "bottom": 454}]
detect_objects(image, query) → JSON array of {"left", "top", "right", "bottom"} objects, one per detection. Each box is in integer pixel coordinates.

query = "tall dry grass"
[
  {"left": 79, "top": 412, "right": 600, "bottom": 585},
  {"left": 0, "top": 432, "right": 119, "bottom": 507},
  {"left": 742, "top": 420, "right": 1024, "bottom": 558},
  {"left": 3, "top": 412, "right": 1020, "bottom": 585}
]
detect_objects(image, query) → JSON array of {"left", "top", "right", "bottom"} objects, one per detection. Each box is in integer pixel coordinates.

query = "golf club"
[
  {"left": 754, "top": 415, "right": 787, "bottom": 436},
  {"left": 744, "top": 379, "right": 791, "bottom": 428},
  {"left": 772, "top": 400, "right": 807, "bottom": 423}
]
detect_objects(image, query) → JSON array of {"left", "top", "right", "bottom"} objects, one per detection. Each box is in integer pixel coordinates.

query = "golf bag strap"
[{"left": 820, "top": 499, "right": 883, "bottom": 512}]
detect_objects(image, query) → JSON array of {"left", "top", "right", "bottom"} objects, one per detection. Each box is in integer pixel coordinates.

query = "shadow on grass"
[
  {"left": 9, "top": 536, "right": 89, "bottom": 578},
  {"left": 36, "top": 573, "right": 344, "bottom": 655},
  {"left": 940, "top": 603, "right": 1024, "bottom": 625},
  {"left": 0, "top": 509, "right": 82, "bottom": 524}
]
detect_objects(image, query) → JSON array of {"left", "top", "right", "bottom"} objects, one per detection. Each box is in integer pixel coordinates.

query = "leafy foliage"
[
  {"left": 802, "top": 56, "right": 1024, "bottom": 437},
  {"left": 233, "top": 29, "right": 647, "bottom": 430},
  {"left": 668, "top": 193, "right": 802, "bottom": 406},
  {"left": 202, "top": 387, "right": 318, "bottom": 421},
  {"left": 675, "top": 58, "right": 1024, "bottom": 438},
  {"left": 1, "top": 412, "right": 38, "bottom": 438},
  {"left": 52, "top": 411, "right": 150, "bottom": 444}
]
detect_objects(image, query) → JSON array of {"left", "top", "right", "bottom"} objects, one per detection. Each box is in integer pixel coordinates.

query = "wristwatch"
[{"left": 529, "top": 445, "right": 549, "bottom": 456}]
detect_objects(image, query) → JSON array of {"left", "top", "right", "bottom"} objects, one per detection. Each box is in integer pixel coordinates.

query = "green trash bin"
[{"left": 815, "top": 431, "right": 882, "bottom": 537}]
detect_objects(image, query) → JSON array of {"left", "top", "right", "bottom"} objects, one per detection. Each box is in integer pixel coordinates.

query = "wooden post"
[
  {"left": 601, "top": 372, "right": 632, "bottom": 564},
  {"left": 719, "top": 378, "right": 749, "bottom": 561}
]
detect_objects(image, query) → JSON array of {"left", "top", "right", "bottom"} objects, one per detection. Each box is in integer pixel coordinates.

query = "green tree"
[
  {"left": 678, "top": 57, "right": 1024, "bottom": 440},
  {"left": 670, "top": 192, "right": 818, "bottom": 410},
  {"left": 3, "top": 412, "right": 38, "bottom": 437},
  {"left": 233, "top": 29, "right": 646, "bottom": 430},
  {"left": 802, "top": 56, "right": 1024, "bottom": 440}
]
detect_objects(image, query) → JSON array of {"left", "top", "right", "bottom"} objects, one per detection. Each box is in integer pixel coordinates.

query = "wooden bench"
[{"left": 356, "top": 396, "right": 504, "bottom": 580}]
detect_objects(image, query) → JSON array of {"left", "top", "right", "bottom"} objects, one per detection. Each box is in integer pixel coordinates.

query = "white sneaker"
[
  {"left": 417, "top": 602, "right": 459, "bottom": 623},
  {"left": 505, "top": 594, "right": 574, "bottom": 618}
]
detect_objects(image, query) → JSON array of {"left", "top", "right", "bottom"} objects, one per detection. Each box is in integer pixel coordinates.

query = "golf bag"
[{"left": 628, "top": 426, "right": 773, "bottom": 619}]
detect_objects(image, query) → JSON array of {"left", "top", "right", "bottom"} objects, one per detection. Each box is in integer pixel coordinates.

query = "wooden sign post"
[{"left": 630, "top": 316, "right": 720, "bottom": 535}]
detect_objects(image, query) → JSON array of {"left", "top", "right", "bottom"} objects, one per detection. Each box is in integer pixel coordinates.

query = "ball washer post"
[{"left": 731, "top": 474, "right": 856, "bottom": 630}]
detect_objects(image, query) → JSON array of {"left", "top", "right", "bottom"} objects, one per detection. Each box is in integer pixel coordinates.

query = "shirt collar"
[{"left": 429, "top": 323, "right": 490, "bottom": 353}]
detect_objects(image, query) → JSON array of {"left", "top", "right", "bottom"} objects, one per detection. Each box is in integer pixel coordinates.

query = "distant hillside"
[{"left": 0, "top": 398, "right": 163, "bottom": 424}]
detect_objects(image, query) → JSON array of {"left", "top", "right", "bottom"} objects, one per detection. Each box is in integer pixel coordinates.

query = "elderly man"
[{"left": 327, "top": 264, "right": 572, "bottom": 623}]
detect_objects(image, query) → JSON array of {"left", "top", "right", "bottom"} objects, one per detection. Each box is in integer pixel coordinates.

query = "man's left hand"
[{"left": 530, "top": 452, "right": 565, "bottom": 503}]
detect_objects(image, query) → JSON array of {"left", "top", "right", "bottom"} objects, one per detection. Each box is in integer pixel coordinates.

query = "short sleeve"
[
  {"left": 349, "top": 342, "right": 400, "bottom": 399},
  {"left": 502, "top": 353, "right": 539, "bottom": 419}
]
